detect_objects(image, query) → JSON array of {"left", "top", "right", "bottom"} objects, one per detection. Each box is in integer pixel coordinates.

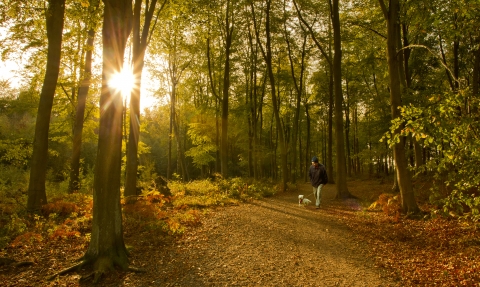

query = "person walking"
[{"left": 308, "top": 156, "right": 328, "bottom": 209}]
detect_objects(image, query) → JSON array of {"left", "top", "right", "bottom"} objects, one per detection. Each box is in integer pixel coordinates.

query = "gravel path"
[{"left": 131, "top": 183, "right": 399, "bottom": 287}]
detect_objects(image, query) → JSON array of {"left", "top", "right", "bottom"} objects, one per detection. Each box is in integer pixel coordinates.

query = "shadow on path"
[{"left": 129, "top": 183, "right": 399, "bottom": 287}]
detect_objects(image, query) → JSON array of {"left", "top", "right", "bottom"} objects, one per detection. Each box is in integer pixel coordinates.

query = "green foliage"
[
  {"left": 185, "top": 123, "right": 216, "bottom": 169},
  {"left": 385, "top": 90, "right": 480, "bottom": 221},
  {"left": 168, "top": 177, "right": 277, "bottom": 208},
  {"left": 0, "top": 214, "right": 28, "bottom": 249}
]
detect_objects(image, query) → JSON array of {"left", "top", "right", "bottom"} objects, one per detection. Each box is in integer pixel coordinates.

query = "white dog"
[{"left": 298, "top": 195, "right": 312, "bottom": 206}]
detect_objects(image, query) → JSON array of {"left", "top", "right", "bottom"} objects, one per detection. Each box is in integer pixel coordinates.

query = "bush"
[
  {"left": 0, "top": 214, "right": 28, "bottom": 249},
  {"left": 384, "top": 91, "right": 480, "bottom": 221}
]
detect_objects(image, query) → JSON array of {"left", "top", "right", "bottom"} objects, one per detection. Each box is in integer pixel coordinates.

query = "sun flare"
[{"left": 108, "top": 66, "right": 135, "bottom": 100}]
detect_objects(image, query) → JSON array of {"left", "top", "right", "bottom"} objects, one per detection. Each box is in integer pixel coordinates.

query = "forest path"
[{"left": 126, "top": 183, "right": 400, "bottom": 287}]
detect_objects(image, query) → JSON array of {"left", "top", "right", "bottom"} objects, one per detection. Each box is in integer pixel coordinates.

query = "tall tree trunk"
[
  {"left": 247, "top": 27, "right": 256, "bottom": 179},
  {"left": 173, "top": 110, "right": 189, "bottom": 180},
  {"left": 285, "top": 21, "right": 306, "bottom": 184},
  {"left": 331, "top": 0, "right": 351, "bottom": 199},
  {"left": 69, "top": 26, "right": 96, "bottom": 193},
  {"left": 378, "top": 0, "right": 419, "bottom": 214},
  {"left": 345, "top": 80, "right": 351, "bottom": 177},
  {"left": 327, "top": 63, "right": 334, "bottom": 183},
  {"left": 473, "top": 43, "right": 480, "bottom": 114},
  {"left": 221, "top": 0, "right": 234, "bottom": 178},
  {"left": 215, "top": 98, "right": 220, "bottom": 173},
  {"left": 293, "top": 0, "right": 334, "bottom": 183},
  {"left": 125, "top": 0, "right": 163, "bottom": 199},
  {"left": 83, "top": 0, "right": 132, "bottom": 280},
  {"left": 206, "top": 36, "right": 221, "bottom": 175},
  {"left": 27, "top": 0, "right": 65, "bottom": 213},
  {"left": 167, "top": 100, "right": 173, "bottom": 179},
  {"left": 401, "top": 23, "right": 423, "bottom": 167},
  {"left": 304, "top": 103, "right": 311, "bottom": 182},
  {"left": 251, "top": 0, "right": 287, "bottom": 190}
]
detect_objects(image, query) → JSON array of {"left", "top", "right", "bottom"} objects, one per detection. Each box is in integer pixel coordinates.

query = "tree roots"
[
  {"left": 47, "top": 256, "right": 145, "bottom": 283},
  {"left": 0, "top": 257, "right": 34, "bottom": 268},
  {"left": 47, "top": 261, "right": 87, "bottom": 281}
]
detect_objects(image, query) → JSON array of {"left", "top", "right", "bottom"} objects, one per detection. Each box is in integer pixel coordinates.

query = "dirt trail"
[{"left": 126, "top": 183, "right": 399, "bottom": 287}]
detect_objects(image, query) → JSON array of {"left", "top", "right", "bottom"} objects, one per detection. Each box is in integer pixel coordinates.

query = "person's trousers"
[{"left": 312, "top": 184, "right": 324, "bottom": 207}]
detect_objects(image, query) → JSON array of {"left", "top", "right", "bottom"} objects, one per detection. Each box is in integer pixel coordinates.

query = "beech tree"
[
  {"left": 69, "top": 0, "right": 101, "bottom": 193},
  {"left": 293, "top": 0, "right": 335, "bottom": 183},
  {"left": 283, "top": 2, "right": 308, "bottom": 183},
  {"left": 331, "top": 0, "right": 352, "bottom": 199},
  {"left": 251, "top": 0, "right": 288, "bottom": 191},
  {"left": 27, "top": 0, "right": 66, "bottom": 213},
  {"left": 124, "top": 0, "right": 166, "bottom": 199},
  {"left": 78, "top": 0, "right": 133, "bottom": 280},
  {"left": 378, "top": 0, "right": 419, "bottom": 213}
]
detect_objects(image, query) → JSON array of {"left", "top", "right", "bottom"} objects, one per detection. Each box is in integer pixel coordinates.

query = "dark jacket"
[{"left": 309, "top": 163, "right": 328, "bottom": 188}]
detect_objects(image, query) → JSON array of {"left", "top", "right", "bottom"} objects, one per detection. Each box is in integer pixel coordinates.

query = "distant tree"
[
  {"left": 27, "top": 0, "right": 66, "bottom": 213},
  {"left": 283, "top": 4, "right": 308, "bottom": 183},
  {"left": 69, "top": 0, "right": 101, "bottom": 193},
  {"left": 251, "top": 0, "right": 288, "bottom": 191},
  {"left": 124, "top": 0, "right": 167, "bottom": 199},
  {"left": 293, "top": 0, "right": 335, "bottom": 184}
]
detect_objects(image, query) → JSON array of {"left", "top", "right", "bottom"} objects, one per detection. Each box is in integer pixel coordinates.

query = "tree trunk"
[
  {"left": 293, "top": 0, "right": 334, "bottom": 183},
  {"left": 327, "top": 29, "right": 335, "bottom": 184},
  {"left": 472, "top": 43, "right": 480, "bottom": 114},
  {"left": 221, "top": 0, "right": 233, "bottom": 178},
  {"left": 247, "top": 27, "right": 256, "bottom": 179},
  {"left": 69, "top": 27, "right": 96, "bottom": 193},
  {"left": 27, "top": 0, "right": 65, "bottom": 213},
  {"left": 215, "top": 99, "right": 220, "bottom": 173},
  {"left": 304, "top": 103, "right": 311, "bottom": 182},
  {"left": 206, "top": 36, "right": 221, "bottom": 175},
  {"left": 285, "top": 24, "right": 306, "bottom": 184},
  {"left": 83, "top": 0, "right": 132, "bottom": 279},
  {"left": 167, "top": 98, "right": 173, "bottom": 179},
  {"left": 345, "top": 78, "right": 351, "bottom": 177},
  {"left": 379, "top": 0, "right": 419, "bottom": 213},
  {"left": 251, "top": 0, "right": 287, "bottom": 190},
  {"left": 125, "top": 0, "right": 161, "bottom": 199},
  {"left": 173, "top": 111, "right": 189, "bottom": 181},
  {"left": 331, "top": 0, "right": 351, "bottom": 199}
]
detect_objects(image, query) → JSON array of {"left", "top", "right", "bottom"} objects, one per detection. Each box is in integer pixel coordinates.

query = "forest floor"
[{"left": 1, "top": 178, "right": 480, "bottom": 286}]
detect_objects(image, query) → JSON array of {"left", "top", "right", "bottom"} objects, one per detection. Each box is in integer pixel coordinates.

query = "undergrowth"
[
  {"left": 124, "top": 176, "right": 277, "bottom": 236},
  {"left": 1, "top": 176, "right": 278, "bottom": 249}
]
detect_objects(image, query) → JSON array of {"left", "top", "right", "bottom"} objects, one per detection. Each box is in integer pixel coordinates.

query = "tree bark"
[
  {"left": 83, "top": 0, "right": 132, "bottom": 279},
  {"left": 378, "top": 0, "right": 419, "bottom": 214},
  {"left": 69, "top": 27, "right": 96, "bottom": 193},
  {"left": 304, "top": 103, "right": 311, "bottom": 182},
  {"left": 125, "top": 0, "right": 163, "bottom": 199},
  {"left": 345, "top": 79, "right": 351, "bottom": 177},
  {"left": 473, "top": 43, "right": 480, "bottom": 114},
  {"left": 221, "top": 0, "right": 234, "bottom": 178},
  {"left": 331, "top": 0, "right": 351, "bottom": 199},
  {"left": 284, "top": 22, "right": 306, "bottom": 183},
  {"left": 27, "top": 0, "right": 65, "bottom": 213},
  {"left": 251, "top": 0, "right": 287, "bottom": 191},
  {"left": 293, "top": 0, "right": 335, "bottom": 183}
]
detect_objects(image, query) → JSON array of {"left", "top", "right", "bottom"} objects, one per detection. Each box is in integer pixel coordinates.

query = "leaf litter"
[{"left": 0, "top": 179, "right": 479, "bottom": 286}]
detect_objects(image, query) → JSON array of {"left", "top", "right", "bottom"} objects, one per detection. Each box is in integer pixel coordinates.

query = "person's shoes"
[{"left": 315, "top": 206, "right": 320, "bottom": 209}]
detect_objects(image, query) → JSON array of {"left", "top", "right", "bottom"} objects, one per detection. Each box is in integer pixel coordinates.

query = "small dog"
[{"left": 298, "top": 195, "right": 312, "bottom": 206}]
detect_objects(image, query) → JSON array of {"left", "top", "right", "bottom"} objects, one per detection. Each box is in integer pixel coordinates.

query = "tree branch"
[
  {"left": 377, "top": 0, "right": 388, "bottom": 20},
  {"left": 292, "top": 0, "right": 332, "bottom": 67}
]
